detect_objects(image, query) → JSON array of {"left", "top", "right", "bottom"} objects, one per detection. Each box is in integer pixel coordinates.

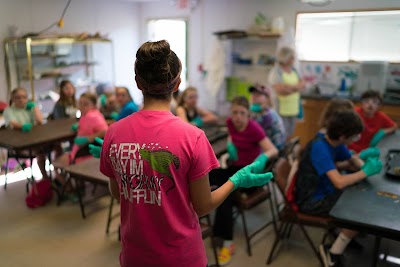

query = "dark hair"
[
  {"left": 361, "top": 90, "right": 383, "bottom": 104},
  {"left": 320, "top": 98, "right": 354, "bottom": 127},
  {"left": 80, "top": 92, "right": 98, "bottom": 106},
  {"left": 177, "top": 86, "right": 197, "bottom": 107},
  {"left": 327, "top": 110, "right": 363, "bottom": 140},
  {"left": 231, "top": 96, "right": 249, "bottom": 110},
  {"left": 58, "top": 80, "right": 77, "bottom": 107},
  {"left": 135, "top": 40, "right": 182, "bottom": 100}
]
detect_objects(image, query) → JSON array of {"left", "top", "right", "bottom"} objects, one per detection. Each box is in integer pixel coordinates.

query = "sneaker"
[
  {"left": 319, "top": 244, "right": 343, "bottom": 267},
  {"left": 218, "top": 247, "right": 232, "bottom": 266}
]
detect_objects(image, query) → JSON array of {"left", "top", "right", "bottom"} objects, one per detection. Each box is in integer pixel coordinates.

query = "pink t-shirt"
[
  {"left": 227, "top": 118, "right": 266, "bottom": 166},
  {"left": 100, "top": 110, "right": 219, "bottom": 267},
  {"left": 70, "top": 109, "right": 108, "bottom": 160}
]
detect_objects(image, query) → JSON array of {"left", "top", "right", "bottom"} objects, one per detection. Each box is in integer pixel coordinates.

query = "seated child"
[
  {"left": 3, "top": 87, "right": 48, "bottom": 180},
  {"left": 209, "top": 96, "right": 278, "bottom": 265},
  {"left": 112, "top": 87, "right": 139, "bottom": 121},
  {"left": 248, "top": 84, "right": 286, "bottom": 150},
  {"left": 295, "top": 110, "right": 383, "bottom": 267},
  {"left": 54, "top": 93, "right": 108, "bottom": 186},
  {"left": 99, "top": 91, "right": 118, "bottom": 120},
  {"left": 176, "top": 86, "right": 218, "bottom": 127},
  {"left": 51, "top": 80, "right": 78, "bottom": 120},
  {"left": 349, "top": 90, "right": 397, "bottom": 153}
]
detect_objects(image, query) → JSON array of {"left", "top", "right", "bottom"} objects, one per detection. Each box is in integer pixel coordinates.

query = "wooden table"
[
  {"left": 64, "top": 157, "right": 110, "bottom": 219},
  {"left": 330, "top": 131, "right": 400, "bottom": 266},
  {"left": 0, "top": 118, "right": 77, "bottom": 151}
]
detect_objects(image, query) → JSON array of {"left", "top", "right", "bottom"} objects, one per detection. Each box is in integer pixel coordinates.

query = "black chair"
[
  {"left": 1, "top": 126, "right": 36, "bottom": 192},
  {"left": 266, "top": 140, "right": 334, "bottom": 266},
  {"left": 232, "top": 159, "right": 278, "bottom": 256},
  {"left": 200, "top": 214, "right": 220, "bottom": 267}
]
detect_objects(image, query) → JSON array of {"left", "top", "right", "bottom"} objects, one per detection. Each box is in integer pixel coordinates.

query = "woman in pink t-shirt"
[
  {"left": 53, "top": 93, "right": 108, "bottom": 188},
  {"left": 96, "top": 40, "right": 274, "bottom": 267},
  {"left": 210, "top": 96, "right": 279, "bottom": 265}
]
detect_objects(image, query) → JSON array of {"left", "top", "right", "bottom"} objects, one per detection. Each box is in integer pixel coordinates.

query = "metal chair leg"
[
  {"left": 266, "top": 221, "right": 288, "bottom": 265},
  {"left": 298, "top": 224, "right": 323, "bottom": 266},
  {"left": 106, "top": 197, "right": 115, "bottom": 234},
  {"left": 239, "top": 210, "right": 252, "bottom": 256}
]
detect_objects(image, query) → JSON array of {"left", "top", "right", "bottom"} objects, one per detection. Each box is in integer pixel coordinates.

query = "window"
[
  {"left": 147, "top": 19, "right": 188, "bottom": 89},
  {"left": 296, "top": 10, "right": 400, "bottom": 62}
]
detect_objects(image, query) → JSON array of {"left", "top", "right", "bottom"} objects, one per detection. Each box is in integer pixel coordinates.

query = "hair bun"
[{"left": 137, "top": 40, "right": 171, "bottom": 62}]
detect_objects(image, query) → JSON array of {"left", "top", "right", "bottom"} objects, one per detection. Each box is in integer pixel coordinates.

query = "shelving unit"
[
  {"left": 216, "top": 33, "right": 281, "bottom": 115},
  {"left": 4, "top": 36, "right": 114, "bottom": 116}
]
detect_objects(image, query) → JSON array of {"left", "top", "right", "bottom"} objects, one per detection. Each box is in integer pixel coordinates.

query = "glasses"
[
  {"left": 362, "top": 98, "right": 381, "bottom": 105},
  {"left": 13, "top": 95, "right": 27, "bottom": 100}
]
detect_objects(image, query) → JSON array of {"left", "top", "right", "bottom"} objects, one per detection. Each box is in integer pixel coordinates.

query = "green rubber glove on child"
[
  {"left": 250, "top": 104, "right": 262, "bottom": 113},
  {"left": 88, "top": 137, "right": 104, "bottom": 158},
  {"left": 361, "top": 157, "right": 383, "bottom": 177},
  {"left": 74, "top": 136, "right": 89, "bottom": 145},
  {"left": 252, "top": 153, "right": 269, "bottom": 174},
  {"left": 71, "top": 123, "right": 79, "bottom": 132},
  {"left": 21, "top": 123, "right": 33, "bottom": 132},
  {"left": 99, "top": 94, "right": 107, "bottom": 108},
  {"left": 25, "top": 101, "right": 36, "bottom": 111},
  {"left": 192, "top": 117, "right": 203, "bottom": 127},
  {"left": 370, "top": 129, "right": 386, "bottom": 147},
  {"left": 227, "top": 141, "right": 238, "bottom": 161},
  {"left": 359, "top": 147, "right": 380, "bottom": 161},
  {"left": 229, "top": 161, "right": 274, "bottom": 190},
  {"left": 110, "top": 111, "right": 119, "bottom": 120}
]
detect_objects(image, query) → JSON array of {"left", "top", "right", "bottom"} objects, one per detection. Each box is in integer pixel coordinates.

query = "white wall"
[
  {"left": 137, "top": 0, "right": 400, "bottom": 111},
  {"left": 0, "top": 0, "right": 141, "bottom": 102}
]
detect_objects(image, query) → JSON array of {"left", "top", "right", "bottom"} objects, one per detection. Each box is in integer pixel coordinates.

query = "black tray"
[{"left": 386, "top": 149, "right": 400, "bottom": 178}]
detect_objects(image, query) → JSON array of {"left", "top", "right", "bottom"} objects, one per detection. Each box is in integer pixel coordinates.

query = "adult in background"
[{"left": 268, "top": 46, "right": 306, "bottom": 138}]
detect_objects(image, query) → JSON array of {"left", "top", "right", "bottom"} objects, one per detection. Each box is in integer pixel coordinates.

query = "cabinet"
[
  {"left": 216, "top": 33, "right": 280, "bottom": 115},
  {"left": 4, "top": 36, "right": 114, "bottom": 116}
]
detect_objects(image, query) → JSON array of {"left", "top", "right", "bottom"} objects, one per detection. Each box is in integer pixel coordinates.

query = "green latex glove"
[
  {"left": 361, "top": 158, "right": 383, "bottom": 177},
  {"left": 252, "top": 153, "right": 269, "bottom": 174},
  {"left": 71, "top": 123, "right": 79, "bottom": 132},
  {"left": 359, "top": 147, "right": 380, "bottom": 161},
  {"left": 250, "top": 104, "right": 263, "bottom": 113},
  {"left": 229, "top": 161, "right": 274, "bottom": 190},
  {"left": 25, "top": 101, "right": 36, "bottom": 111},
  {"left": 21, "top": 123, "right": 33, "bottom": 132},
  {"left": 227, "top": 141, "right": 238, "bottom": 161},
  {"left": 99, "top": 94, "right": 107, "bottom": 108},
  {"left": 370, "top": 129, "right": 386, "bottom": 147},
  {"left": 110, "top": 111, "right": 119, "bottom": 120},
  {"left": 192, "top": 117, "right": 203, "bottom": 127},
  {"left": 74, "top": 136, "right": 89, "bottom": 146},
  {"left": 88, "top": 137, "right": 104, "bottom": 158}
]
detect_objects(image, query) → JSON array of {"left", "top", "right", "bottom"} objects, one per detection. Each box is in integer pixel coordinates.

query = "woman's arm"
[
  {"left": 189, "top": 174, "right": 234, "bottom": 217},
  {"left": 259, "top": 137, "right": 279, "bottom": 159},
  {"left": 197, "top": 107, "right": 218, "bottom": 124},
  {"left": 176, "top": 106, "right": 189, "bottom": 123}
]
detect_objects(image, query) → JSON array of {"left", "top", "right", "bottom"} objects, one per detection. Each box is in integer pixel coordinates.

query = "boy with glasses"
[{"left": 349, "top": 90, "right": 397, "bottom": 153}]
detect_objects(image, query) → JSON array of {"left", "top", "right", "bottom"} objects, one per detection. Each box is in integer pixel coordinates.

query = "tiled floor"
[{"left": 0, "top": 173, "right": 399, "bottom": 267}]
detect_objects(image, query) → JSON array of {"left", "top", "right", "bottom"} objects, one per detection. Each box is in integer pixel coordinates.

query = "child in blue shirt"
[
  {"left": 296, "top": 110, "right": 383, "bottom": 267},
  {"left": 112, "top": 87, "right": 139, "bottom": 121}
]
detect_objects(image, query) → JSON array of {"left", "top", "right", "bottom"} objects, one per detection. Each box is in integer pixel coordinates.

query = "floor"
[{"left": 0, "top": 169, "right": 399, "bottom": 267}]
